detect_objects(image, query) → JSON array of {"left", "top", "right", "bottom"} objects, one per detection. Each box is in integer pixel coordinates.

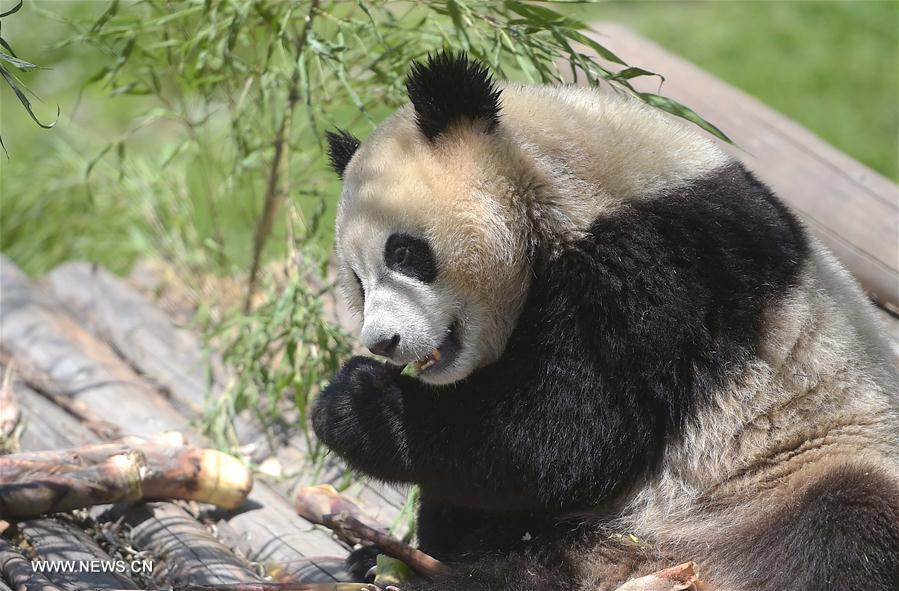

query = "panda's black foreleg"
[
  {"left": 311, "top": 356, "right": 659, "bottom": 511},
  {"left": 399, "top": 555, "right": 571, "bottom": 591}
]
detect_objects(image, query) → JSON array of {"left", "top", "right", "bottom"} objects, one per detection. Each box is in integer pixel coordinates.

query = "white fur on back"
[{"left": 616, "top": 239, "right": 899, "bottom": 563}]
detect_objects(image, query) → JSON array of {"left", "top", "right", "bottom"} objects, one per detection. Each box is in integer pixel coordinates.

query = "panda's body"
[{"left": 312, "top": 54, "right": 899, "bottom": 590}]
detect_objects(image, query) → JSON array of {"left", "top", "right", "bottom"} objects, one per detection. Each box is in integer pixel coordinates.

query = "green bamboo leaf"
[
  {"left": 612, "top": 66, "right": 661, "bottom": 82},
  {"left": 0, "top": 33, "right": 17, "bottom": 58},
  {"left": 89, "top": 0, "right": 119, "bottom": 34},
  {"left": 0, "top": 50, "right": 40, "bottom": 71},
  {"left": 561, "top": 28, "right": 627, "bottom": 66},
  {"left": 638, "top": 92, "right": 732, "bottom": 143},
  {"left": 0, "top": 63, "right": 58, "bottom": 129},
  {"left": 0, "top": 0, "right": 22, "bottom": 19}
]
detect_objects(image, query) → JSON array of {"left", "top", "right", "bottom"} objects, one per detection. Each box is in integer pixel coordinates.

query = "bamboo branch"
[
  {"left": 243, "top": 0, "right": 321, "bottom": 312},
  {"left": 295, "top": 485, "right": 445, "bottom": 579}
]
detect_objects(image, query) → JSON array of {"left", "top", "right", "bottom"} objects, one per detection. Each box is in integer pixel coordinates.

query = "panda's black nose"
[{"left": 369, "top": 334, "right": 400, "bottom": 357}]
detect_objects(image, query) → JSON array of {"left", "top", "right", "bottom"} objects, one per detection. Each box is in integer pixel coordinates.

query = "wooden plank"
[
  {"left": 44, "top": 262, "right": 227, "bottom": 418},
  {"left": 18, "top": 517, "right": 140, "bottom": 591},
  {"left": 0, "top": 537, "right": 62, "bottom": 591},
  {"left": 121, "top": 502, "right": 260, "bottom": 586},
  {"left": 5, "top": 368, "right": 250, "bottom": 590},
  {"left": 583, "top": 23, "right": 899, "bottom": 308},
  {"left": 214, "top": 520, "right": 349, "bottom": 583},
  {"left": 214, "top": 484, "right": 350, "bottom": 583},
  {"left": 0, "top": 256, "right": 352, "bottom": 582},
  {"left": 12, "top": 378, "right": 97, "bottom": 453},
  {"left": 0, "top": 260, "right": 188, "bottom": 436}
]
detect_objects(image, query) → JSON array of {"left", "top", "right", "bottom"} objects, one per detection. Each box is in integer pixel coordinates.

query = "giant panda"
[{"left": 311, "top": 52, "right": 899, "bottom": 591}]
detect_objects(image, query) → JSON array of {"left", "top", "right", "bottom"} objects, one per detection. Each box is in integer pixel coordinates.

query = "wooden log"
[
  {"left": 5, "top": 379, "right": 259, "bottom": 588},
  {"left": 580, "top": 23, "right": 899, "bottom": 309},
  {"left": 0, "top": 353, "right": 122, "bottom": 442},
  {"left": 11, "top": 379, "right": 103, "bottom": 462},
  {"left": 18, "top": 516, "right": 140, "bottom": 590},
  {"left": 1, "top": 258, "right": 351, "bottom": 581},
  {"left": 215, "top": 483, "right": 350, "bottom": 583},
  {"left": 121, "top": 502, "right": 261, "bottom": 587},
  {"left": 2, "top": 378, "right": 140, "bottom": 590},
  {"left": 45, "top": 262, "right": 272, "bottom": 460},
  {"left": 220, "top": 526, "right": 350, "bottom": 584},
  {"left": 38, "top": 258, "right": 406, "bottom": 576},
  {"left": 0, "top": 536, "right": 63, "bottom": 591}
]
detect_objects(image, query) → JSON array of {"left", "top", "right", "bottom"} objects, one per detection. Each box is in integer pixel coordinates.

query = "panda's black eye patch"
[{"left": 384, "top": 233, "right": 437, "bottom": 283}]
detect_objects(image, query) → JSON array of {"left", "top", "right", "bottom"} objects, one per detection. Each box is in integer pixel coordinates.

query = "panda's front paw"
[
  {"left": 346, "top": 544, "right": 382, "bottom": 582},
  {"left": 311, "top": 356, "right": 404, "bottom": 457}
]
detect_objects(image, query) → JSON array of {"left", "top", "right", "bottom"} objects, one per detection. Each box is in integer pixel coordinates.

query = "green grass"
[{"left": 571, "top": 0, "right": 899, "bottom": 181}]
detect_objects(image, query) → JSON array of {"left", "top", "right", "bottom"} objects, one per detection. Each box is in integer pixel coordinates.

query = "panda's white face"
[
  {"left": 333, "top": 110, "right": 531, "bottom": 385},
  {"left": 338, "top": 227, "right": 472, "bottom": 385}
]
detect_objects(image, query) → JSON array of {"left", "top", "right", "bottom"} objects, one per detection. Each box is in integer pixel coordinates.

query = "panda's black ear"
[
  {"left": 406, "top": 51, "right": 502, "bottom": 142},
  {"left": 326, "top": 129, "right": 361, "bottom": 179}
]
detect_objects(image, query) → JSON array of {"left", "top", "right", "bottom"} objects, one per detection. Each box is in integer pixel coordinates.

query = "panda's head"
[{"left": 326, "top": 52, "right": 531, "bottom": 385}]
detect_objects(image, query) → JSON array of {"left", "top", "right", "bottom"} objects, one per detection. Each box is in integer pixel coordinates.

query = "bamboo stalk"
[
  {"left": 0, "top": 451, "right": 144, "bottom": 519},
  {"left": 614, "top": 562, "right": 703, "bottom": 591},
  {"left": 295, "top": 485, "right": 445, "bottom": 579},
  {"left": 3, "top": 432, "right": 186, "bottom": 466},
  {"left": 0, "top": 445, "right": 252, "bottom": 519},
  {"left": 243, "top": 0, "right": 321, "bottom": 311}
]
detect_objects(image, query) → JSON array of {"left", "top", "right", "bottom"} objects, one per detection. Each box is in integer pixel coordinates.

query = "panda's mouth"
[{"left": 410, "top": 320, "right": 460, "bottom": 375}]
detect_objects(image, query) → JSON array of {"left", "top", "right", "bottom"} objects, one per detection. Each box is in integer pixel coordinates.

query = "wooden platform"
[
  {"left": 1, "top": 23, "right": 897, "bottom": 591},
  {"left": 0, "top": 256, "right": 408, "bottom": 589}
]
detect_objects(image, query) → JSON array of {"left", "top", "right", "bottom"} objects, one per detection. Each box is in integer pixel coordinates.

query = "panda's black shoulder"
[{"left": 508, "top": 161, "right": 809, "bottom": 426}]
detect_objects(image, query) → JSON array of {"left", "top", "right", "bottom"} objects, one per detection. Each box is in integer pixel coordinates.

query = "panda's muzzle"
[{"left": 410, "top": 319, "right": 461, "bottom": 375}]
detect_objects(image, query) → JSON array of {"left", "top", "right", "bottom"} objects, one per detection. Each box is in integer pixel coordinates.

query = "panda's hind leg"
[{"left": 712, "top": 461, "right": 899, "bottom": 591}]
